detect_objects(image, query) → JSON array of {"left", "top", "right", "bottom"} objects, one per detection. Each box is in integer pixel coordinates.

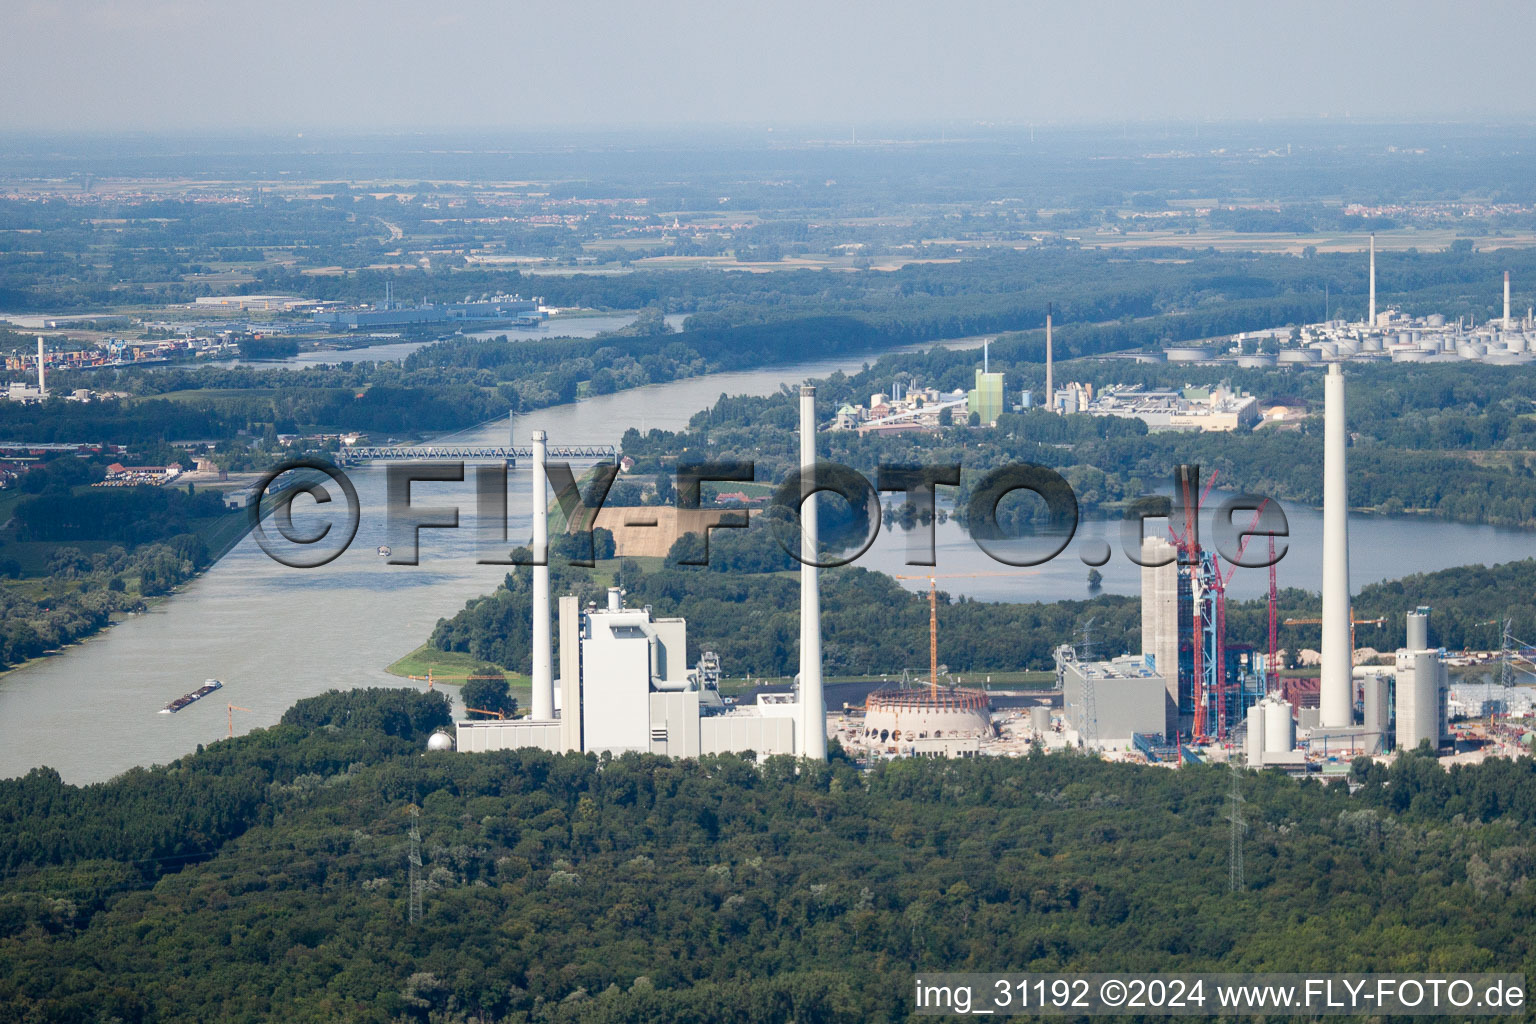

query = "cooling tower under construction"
[{"left": 1320, "top": 364, "right": 1353, "bottom": 729}]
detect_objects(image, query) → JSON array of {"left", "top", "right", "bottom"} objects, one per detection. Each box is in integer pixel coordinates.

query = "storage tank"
[
  {"left": 1030, "top": 705, "right": 1052, "bottom": 733},
  {"left": 1395, "top": 649, "right": 1444, "bottom": 750},
  {"left": 1458, "top": 344, "right": 1483, "bottom": 360},
  {"left": 1406, "top": 606, "right": 1429, "bottom": 650},
  {"left": 1396, "top": 332, "right": 1411, "bottom": 346},
  {"left": 1164, "top": 346, "right": 1211, "bottom": 363},
  {"left": 1236, "top": 354, "right": 1276, "bottom": 368},
  {"left": 1278, "top": 348, "right": 1320, "bottom": 364},
  {"left": 1392, "top": 349, "right": 1429, "bottom": 363},
  {"left": 1427, "top": 314, "right": 1447, "bottom": 327},
  {"left": 1246, "top": 702, "right": 1266, "bottom": 765},
  {"left": 1334, "top": 340, "right": 1359, "bottom": 356},
  {"left": 1262, "top": 697, "right": 1295, "bottom": 755},
  {"left": 1314, "top": 342, "right": 1338, "bottom": 358},
  {"left": 1363, "top": 674, "right": 1389, "bottom": 736},
  {"left": 1360, "top": 336, "right": 1383, "bottom": 352}
]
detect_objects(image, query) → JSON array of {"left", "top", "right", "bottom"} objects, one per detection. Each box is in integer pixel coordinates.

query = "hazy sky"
[{"left": 3, "top": 0, "right": 1533, "bottom": 132}]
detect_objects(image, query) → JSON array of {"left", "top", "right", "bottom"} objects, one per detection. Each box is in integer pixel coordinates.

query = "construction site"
[{"left": 439, "top": 354, "right": 1536, "bottom": 774}]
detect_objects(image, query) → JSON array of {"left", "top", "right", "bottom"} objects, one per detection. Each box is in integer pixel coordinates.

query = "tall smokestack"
[
  {"left": 798, "top": 386, "right": 826, "bottom": 761},
  {"left": 530, "top": 429, "right": 554, "bottom": 720},
  {"left": 1045, "top": 307, "right": 1055, "bottom": 413},
  {"left": 36, "top": 336, "right": 45, "bottom": 398},
  {"left": 1368, "top": 234, "right": 1376, "bottom": 327},
  {"left": 1320, "top": 364, "right": 1353, "bottom": 728},
  {"left": 1505, "top": 271, "right": 1512, "bottom": 330}
]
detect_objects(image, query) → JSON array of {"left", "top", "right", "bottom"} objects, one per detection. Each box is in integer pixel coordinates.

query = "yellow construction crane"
[
  {"left": 408, "top": 670, "right": 508, "bottom": 690},
  {"left": 894, "top": 571, "right": 1041, "bottom": 696},
  {"left": 226, "top": 704, "right": 252, "bottom": 739},
  {"left": 1283, "top": 614, "right": 1386, "bottom": 655},
  {"left": 463, "top": 706, "right": 509, "bottom": 721}
]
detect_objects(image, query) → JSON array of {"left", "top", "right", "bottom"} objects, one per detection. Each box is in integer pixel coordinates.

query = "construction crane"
[
  {"left": 894, "top": 571, "right": 1040, "bottom": 697},
  {"left": 1221, "top": 498, "right": 1282, "bottom": 695},
  {"left": 463, "top": 706, "right": 509, "bottom": 720},
  {"left": 1282, "top": 614, "right": 1385, "bottom": 653},
  {"left": 227, "top": 704, "right": 252, "bottom": 738},
  {"left": 1167, "top": 467, "right": 1223, "bottom": 742}
]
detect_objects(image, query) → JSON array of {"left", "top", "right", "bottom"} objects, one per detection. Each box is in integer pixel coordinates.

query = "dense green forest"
[
  {"left": 0, "top": 459, "right": 244, "bottom": 668},
  {"left": 1, "top": 685, "right": 1533, "bottom": 1022}
]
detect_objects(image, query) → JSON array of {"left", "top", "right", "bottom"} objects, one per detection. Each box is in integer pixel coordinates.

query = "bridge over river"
[{"left": 337, "top": 444, "right": 617, "bottom": 465}]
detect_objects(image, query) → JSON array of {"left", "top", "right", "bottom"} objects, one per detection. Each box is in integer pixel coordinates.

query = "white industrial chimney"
[
  {"left": 36, "top": 336, "right": 45, "bottom": 398},
  {"left": 1045, "top": 309, "right": 1055, "bottom": 413},
  {"left": 1320, "top": 364, "right": 1353, "bottom": 728},
  {"left": 1505, "top": 271, "right": 1512, "bottom": 330},
  {"left": 1368, "top": 234, "right": 1376, "bottom": 327},
  {"left": 530, "top": 429, "right": 554, "bottom": 720},
  {"left": 798, "top": 385, "right": 826, "bottom": 760}
]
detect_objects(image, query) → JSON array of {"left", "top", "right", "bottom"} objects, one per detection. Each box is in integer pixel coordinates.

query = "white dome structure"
[{"left": 426, "top": 730, "right": 455, "bottom": 752}]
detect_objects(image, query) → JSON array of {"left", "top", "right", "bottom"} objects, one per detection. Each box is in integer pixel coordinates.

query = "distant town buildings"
[{"left": 97, "top": 462, "right": 183, "bottom": 486}]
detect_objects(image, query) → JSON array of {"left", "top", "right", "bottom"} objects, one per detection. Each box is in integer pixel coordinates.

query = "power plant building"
[
  {"left": 457, "top": 387, "right": 826, "bottom": 763},
  {"left": 967, "top": 369, "right": 1005, "bottom": 426},
  {"left": 1056, "top": 647, "right": 1171, "bottom": 749}
]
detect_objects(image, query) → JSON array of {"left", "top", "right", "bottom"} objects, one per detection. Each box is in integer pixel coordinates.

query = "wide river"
[{"left": 2, "top": 337, "right": 1532, "bottom": 782}]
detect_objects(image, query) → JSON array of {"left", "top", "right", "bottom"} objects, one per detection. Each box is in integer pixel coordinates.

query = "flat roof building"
[{"left": 1057, "top": 646, "right": 1173, "bottom": 750}]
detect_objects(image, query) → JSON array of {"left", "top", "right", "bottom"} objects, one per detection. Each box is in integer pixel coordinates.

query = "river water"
[{"left": 1, "top": 335, "right": 1532, "bottom": 782}]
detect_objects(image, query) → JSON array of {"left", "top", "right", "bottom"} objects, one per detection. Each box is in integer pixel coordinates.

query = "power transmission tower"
[
  {"left": 1227, "top": 760, "right": 1246, "bottom": 892},
  {"left": 408, "top": 804, "right": 423, "bottom": 925},
  {"left": 1076, "top": 618, "right": 1100, "bottom": 751}
]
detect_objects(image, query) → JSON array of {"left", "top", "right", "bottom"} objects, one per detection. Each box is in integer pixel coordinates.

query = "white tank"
[
  {"left": 1360, "top": 336, "right": 1382, "bottom": 352},
  {"left": 1246, "top": 703, "right": 1266, "bottom": 764},
  {"left": 1262, "top": 697, "right": 1295, "bottom": 754},
  {"left": 1236, "top": 354, "right": 1276, "bottom": 368},
  {"left": 427, "top": 731, "right": 455, "bottom": 752},
  {"left": 1314, "top": 342, "right": 1338, "bottom": 358},
  {"left": 1458, "top": 345, "right": 1482, "bottom": 360},
  {"left": 1165, "top": 346, "right": 1211, "bottom": 362},
  {"left": 1334, "top": 340, "right": 1358, "bottom": 356},
  {"left": 1278, "top": 349, "right": 1320, "bottom": 364},
  {"left": 1030, "top": 705, "right": 1052, "bottom": 733},
  {"left": 1363, "top": 675, "right": 1389, "bottom": 737},
  {"left": 1406, "top": 608, "right": 1429, "bottom": 650},
  {"left": 1392, "top": 349, "right": 1428, "bottom": 362}
]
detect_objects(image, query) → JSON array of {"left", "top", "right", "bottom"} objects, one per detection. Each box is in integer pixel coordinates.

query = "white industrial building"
[
  {"left": 457, "top": 388, "right": 828, "bottom": 761},
  {"left": 1056, "top": 381, "right": 1260, "bottom": 431},
  {"left": 1056, "top": 647, "right": 1171, "bottom": 750}
]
